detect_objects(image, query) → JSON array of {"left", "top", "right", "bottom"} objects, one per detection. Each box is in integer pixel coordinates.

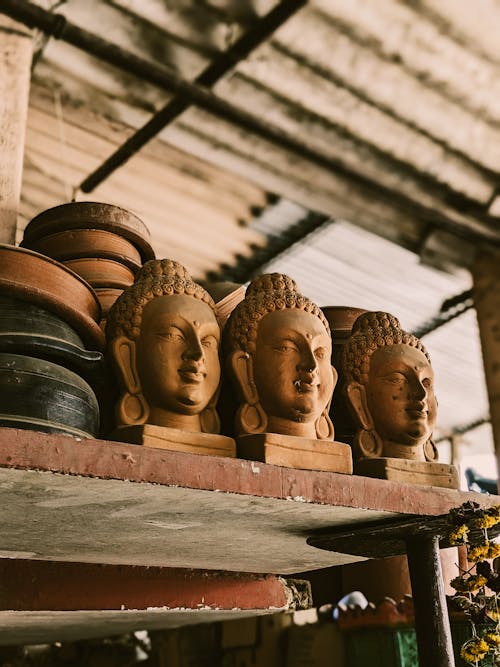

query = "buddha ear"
[
  {"left": 345, "top": 381, "right": 373, "bottom": 431},
  {"left": 316, "top": 366, "right": 336, "bottom": 440},
  {"left": 200, "top": 387, "right": 221, "bottom": 435},
  {"left": 110, "top": 336, "right": 149, "bottom": 426},
  {"left": 331, "top": 364, "right": 339, "bottom": 391},
  {"left": 111, "top": 336, "right": 141, "bottom": 394},
  {"left": 231, "top": 350, "right": 258, "bottom": 404},
  {"left": 231, "top": 350, "right": 267, "bottom": 434}
]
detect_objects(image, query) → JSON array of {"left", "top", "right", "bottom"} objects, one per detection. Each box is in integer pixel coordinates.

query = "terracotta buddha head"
[
  {"left": 226, "top": 273, "right": 336, "bottom": 439},
  {"left": 342, "top": 311, "right": 438, "bottom": 461},
  {"left": 106, "top": 259, "right": 221, "bottom": 433}
]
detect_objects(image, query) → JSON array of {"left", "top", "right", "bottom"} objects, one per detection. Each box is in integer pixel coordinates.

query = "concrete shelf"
[{"left": 0, "top": 426, "right": 497, "bottom": 647}]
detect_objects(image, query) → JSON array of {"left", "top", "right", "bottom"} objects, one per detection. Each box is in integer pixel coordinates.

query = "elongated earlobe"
[
  {"left": 315, "top": 411, "right": 334, "bottom": 440},
  {"left": 231, "top": 350, "right": 267, "bottom": 434},
  {"left": 110, "top": 336, "right": 149, "bottom": 426},
  {"left": 345, "top": 382, "right": 373, "bottom": 431},
  {"left": 200, "top": 387, "right": 221, "bottom": 434}
]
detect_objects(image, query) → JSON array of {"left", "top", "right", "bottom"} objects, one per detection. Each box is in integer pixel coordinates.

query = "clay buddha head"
[
  {"left": 342, "top": 311, "right": 438, "bottom": 461},
  {"left": 106, "top": 259, "right": 221, "bottom": 433},
  {"left": 226, "top": 273, "right": 336, "bottom": 439}
]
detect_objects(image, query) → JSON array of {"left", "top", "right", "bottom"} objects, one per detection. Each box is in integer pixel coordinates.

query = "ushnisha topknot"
[
  {"left": 342, "top": 311, "right": 430, "bottom": 385},
  {"left": 106, "top": 258, "right": 216, "bottom": 341},
  {"left": 227, "top": 272, "right": 330, "bottom": 354}
]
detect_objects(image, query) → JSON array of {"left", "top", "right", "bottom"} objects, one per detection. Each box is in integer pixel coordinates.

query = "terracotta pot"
[
  {"left": 0, "top": 244, "right": 104, "bottom": 351},
  {"left": 94, "top": 287, "right": 123, "bottom": 317},
  {"left": 23, "top": 229, "right": 142, "bottom": 272},
  {"left": 0, "top": 353, "right": 99, "bottom": 438},
  {"left": 23, "top": 202, "right": 155, "bottom": 263},
  {"left": 322, "top": 306, "right": 367, "bottom": 443},
  {"left": 63, "top": 258, "right": 135, "bottom": 289}
]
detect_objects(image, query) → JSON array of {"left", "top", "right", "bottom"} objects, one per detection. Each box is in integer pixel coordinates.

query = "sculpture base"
[
  {"left": 110, "top": 424, "right": 236, "bottom": 458},
  {"left": 237, "top": 433, "right": 353, "bottom": 473},
  {"left": 355, "top": 457, "right": 459, "bottom": 488}
]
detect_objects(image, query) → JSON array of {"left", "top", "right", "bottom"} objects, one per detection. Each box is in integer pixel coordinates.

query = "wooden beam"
[
  {"left": 0, "top": 17, "right": 32, "bottom": 243},
  {"left": 0, "top": 560, "right": 300, "bottom": 612}
]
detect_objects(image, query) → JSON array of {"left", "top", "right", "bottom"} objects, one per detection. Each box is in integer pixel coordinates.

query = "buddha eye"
[
  {"left": 201, "top": 335, "right": 217, "bottom": 349},
  {"left": 385, "top": 373, "right": 407, "bottom": 384},
  {"left": 159, "top": 328, "right": 184, "bottom": 342},
  {"left": 274, "top": 340, "right": 298, "bottom": 353},
  {"left": 422, "top": 377, "right": 433, "bottom": 388}
]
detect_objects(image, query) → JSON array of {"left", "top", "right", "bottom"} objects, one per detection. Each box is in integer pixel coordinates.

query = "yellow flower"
[
  {"left": 484, "top": 632, "right": 500, "bottom": 647},
  {"left": 460, "top": 638, "right": 489, "bottom": 663},
  {"left": 486, "top": 543, "right": 500, "bottom": 559},
  {"left": 451, "top": 574, "right": 488, "bottom": 592},
  {"left": 476, "top": 514, "right": 500, "bottom": 529},
  {"left": 468, "top": 544, "right": 490, "bottom": 562},
  {"left": 486, "top": 609, "right": 499, "bottom": 622},
  {"left": 450, "top": 524, "right": 469, "bottom": 544}
]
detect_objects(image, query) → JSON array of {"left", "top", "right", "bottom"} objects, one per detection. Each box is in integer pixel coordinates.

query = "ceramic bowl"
[
  {"left": 63, "top": 258, "right": 135, "bottom": 289},
  {"left": 22, "top": 202, "right": 155, "bottom": 263},
  {"left": 0, "top": 245, "right": 104, "bottom": 351},
  {"left": 93, "top": 287, "right": 123, "bottom": 317},
  {"left": 0, "top": 353, "right": 99, "bottom": 438},
  {"left": 23, "top": 228, "right": 142, "bottom": 272}
]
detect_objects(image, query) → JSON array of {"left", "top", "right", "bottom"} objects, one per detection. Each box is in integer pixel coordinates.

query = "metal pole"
[{"left": 406, "top": 535, "right": 455, "bottom": 667}]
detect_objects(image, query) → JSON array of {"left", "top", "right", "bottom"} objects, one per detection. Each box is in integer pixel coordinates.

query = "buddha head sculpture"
[
  {"left": 106, "top": 259, "right": 221, "bottom": 433},
  {"left": 342, "top": 311, "right": 438, "bottom": 461},
  {"left": 226, "top": 273, "right": 336, "bottom": 439}
]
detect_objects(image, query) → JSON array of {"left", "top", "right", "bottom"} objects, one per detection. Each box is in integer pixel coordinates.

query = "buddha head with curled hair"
[
  {"left": 106, "top": 259, "right": 221, "bottom": 433},
  {"left": 226, "top": 273, "right": 337, "bottom": 439},
  {"left": 341, "top": 311, "right": 438, "bottom": 461}
]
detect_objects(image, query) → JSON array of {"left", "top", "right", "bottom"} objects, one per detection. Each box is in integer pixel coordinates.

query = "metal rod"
[
  {"left": 79, "top": 0, "right": 307, "bottom": 192},
  {"left": 406, "top": 535, "right": 456, "bottom": 667}
]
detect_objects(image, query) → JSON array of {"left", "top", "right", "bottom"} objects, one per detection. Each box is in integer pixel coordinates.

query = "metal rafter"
[{"left": 79, "top": 0, "right": 307, "bottom": 193}]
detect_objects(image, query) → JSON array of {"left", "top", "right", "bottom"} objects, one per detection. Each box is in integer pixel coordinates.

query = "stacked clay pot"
[
  {"left": 322, "top": 306, "right": 367, "bottom": 444},
  {"left": 0, "top": 244, "right": 104, "bottom": 438},
  {"left": 15, "top": 202, "right": 155, "bottom": 437},
  {"left": 21, "top": 202, "right": 155, "bottom": 328}
]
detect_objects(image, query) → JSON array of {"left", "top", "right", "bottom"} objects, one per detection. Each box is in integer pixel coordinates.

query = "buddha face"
[
  {"left": 252, "top": 309, "right": 335, "bottom": 432},
  {"left": 135, "top": 294, "right": 221, "bottom": 417},
  {"left": 365, "top": 344, "right": 437, "bottom": 447}
]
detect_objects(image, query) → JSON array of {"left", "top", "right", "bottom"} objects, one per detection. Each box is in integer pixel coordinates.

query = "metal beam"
[{"left": 79, "top": 0, "right": 307, "bottom": 193}]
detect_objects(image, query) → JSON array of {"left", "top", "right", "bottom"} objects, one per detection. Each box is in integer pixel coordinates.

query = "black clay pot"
[
  {"left": 0, "top": 296, "right": 104, "bottom": 377},
  {"left": 0, "top": 353, "right": 99, "bottom": 438}
]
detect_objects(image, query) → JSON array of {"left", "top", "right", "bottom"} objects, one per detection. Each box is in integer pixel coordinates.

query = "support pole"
[
  {"left": 406, "top": 536, "right": 455, "bottom": 667},
  {"left": 0, "top": 17, "right": 32, "bottom": 244},
  {"left": 472, "top": 250, "right": 500, "bottom": 487}
]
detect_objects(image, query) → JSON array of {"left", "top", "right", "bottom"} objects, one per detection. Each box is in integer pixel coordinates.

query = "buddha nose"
[
  {"left": 410, "top": 378, "right": 427, "bottom": 401},
  {"left": 297, "top": 346, "right": 318, "bottom": 373},
  {"left": 183, "top": 335, "right": 204, "bottom": 361}
]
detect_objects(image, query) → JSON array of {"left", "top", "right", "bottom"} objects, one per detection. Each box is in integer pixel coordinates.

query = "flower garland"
[{"left": 448, "top": 501, "right": 500, "bottom": 665}]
